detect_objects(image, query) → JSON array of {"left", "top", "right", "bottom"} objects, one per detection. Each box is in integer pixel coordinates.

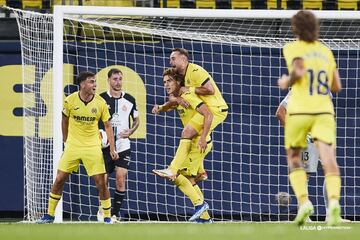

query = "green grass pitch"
[{"left": 0, "top": 222, "right": 359, "bottom": 240}]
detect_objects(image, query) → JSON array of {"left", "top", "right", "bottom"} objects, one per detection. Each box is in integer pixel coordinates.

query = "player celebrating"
[
  {"left": 37, "top": 71, "right": 118, "bottom": 224},
  {"left": 152, "top": 68, "right": 213, "bottom": 223},
  {"left": 98, "top": 68, "right": 140, "bottom": 222},
  {"left": 278, "top": 10, "right": 342, "bottom": 226},
  {"left": 154, "top": 48, "right": 228, "bottom": 179}
]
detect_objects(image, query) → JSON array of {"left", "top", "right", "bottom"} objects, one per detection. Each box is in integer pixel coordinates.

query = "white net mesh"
[{"left": 13, "top": 7, "right": 360, "bottom": 222}]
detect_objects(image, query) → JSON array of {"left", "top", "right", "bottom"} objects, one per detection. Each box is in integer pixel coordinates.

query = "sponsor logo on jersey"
[
  {"left": 73, "top": 115, "right": 96, "bottom": 122},
  {"left": 122, "top": 105, "right": 127, "bottom": 112},
  {"left": 111, "top": 113, "right": 122, "bottom": 127},
  {"left": 177, "top": 109, "right": 185, "bottom": 116}
]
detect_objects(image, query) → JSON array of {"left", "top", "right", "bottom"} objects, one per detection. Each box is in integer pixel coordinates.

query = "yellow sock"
[
  {"left": 289, "top": 168, "right": 308, "bottom": 205},
  {"left": 47, "top": 192, "right": 61, "bottom": 216},
  {"left": 100, "top": 198, "right": 111, "bottom": 218},
  {"left": 169, "top": 139, "right": 191, "bottom": 174},
  {"left": 325, "top": 173, "right": 341, "bottom": 202},
  {"left": 174, "top": 175, "right": 202, "bottom": 206},
  {"left": 193, "top": 184, "right": 211, "bottom": 220}
]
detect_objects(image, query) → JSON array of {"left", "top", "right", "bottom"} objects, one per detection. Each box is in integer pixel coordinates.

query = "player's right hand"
[
  {"left": 198, "top": 137, "right": 207, "bottom": 153},
  {"left": 278, "top": 74, "right": 289, "bottom": 90},
  {"left": 152, "top": 105, "right": 161, "bottom": 114},
  {"left": 110, "top": 149, "right": 119, "bottom": 160}
]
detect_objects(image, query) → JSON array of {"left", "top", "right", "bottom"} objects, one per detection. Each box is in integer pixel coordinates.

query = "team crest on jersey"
[
  {"left": 187, "top": 79, "right": 190, "bottom": 84},
  {"left": 91, "top": 108, "right": 97, "bottom": 114},
  {"left": 122, "top": 105, "right": 127, "bottom": 112}
]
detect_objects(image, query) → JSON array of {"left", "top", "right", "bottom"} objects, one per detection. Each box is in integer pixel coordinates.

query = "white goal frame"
[{"left": 52, "top": 6, "right": 360, "bottom": 222}]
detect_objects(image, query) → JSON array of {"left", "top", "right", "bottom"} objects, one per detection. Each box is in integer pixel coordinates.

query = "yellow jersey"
[
  {"left": 62, "top": 92, "right": 111, "bottom": 147},
  {"left": 283, "top": 40, "right": 336, "bottom": 114},
  {"left": 184, "top": 63, "right": 228, "bottom": 109},
  {"left": 176, "top": 90, "right": 203, "bottom": 127}
]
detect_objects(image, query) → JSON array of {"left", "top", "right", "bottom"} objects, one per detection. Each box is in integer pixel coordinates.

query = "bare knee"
[
  {"left": 316, "top": 141, "right": 339, "bottom": 175},
  {"left": 116, "top": 168, "right": 128, "bottom": 192},
  {"left": 93, "top": 174, "right": 109, "bottom": 197},
  {"left": 181, "top": 125, "right": 198, "bottom": 139},
  {"left": 287, "top": 148, "right": 302, "bottom": 170},
  {"left": 51, "top": 171, "right": 69, "bottom": 194}
]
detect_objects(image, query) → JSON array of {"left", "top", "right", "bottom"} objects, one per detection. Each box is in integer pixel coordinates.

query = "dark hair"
[
  {"left": 171, "top": 48, "right": 189, "bottom": 58},
  {"left": 163, "top": 67, "right": 184, "bottom": 85},
  {"left": 76, "top": 71, "right": 95, "bottom": 85},
  {"left": 291, "top": 10, "right": 319, "bottom": 42},
  {"left": 107, "top": 68, "right": 123, "bottom": 78}
]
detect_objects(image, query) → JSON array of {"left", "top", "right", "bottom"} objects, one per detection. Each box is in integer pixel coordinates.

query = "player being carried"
[{"left": 152, "top": 68, "right": 213, "bottom": 223}]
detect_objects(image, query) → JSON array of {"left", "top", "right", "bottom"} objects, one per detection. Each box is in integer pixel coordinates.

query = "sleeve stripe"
[
  {"left": 50, "top": 195, "right": 61, "bottom": 201},
  {"left": 201, "top": 78, "right": 210, "bottom": 86},
  {"left": 196, "top": 102, "right": 204, "bottom": 109}
]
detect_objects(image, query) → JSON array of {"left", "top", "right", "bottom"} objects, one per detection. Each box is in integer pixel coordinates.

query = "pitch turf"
[{"left": 0, "top": 222, "right": 358, "bottom": 240}]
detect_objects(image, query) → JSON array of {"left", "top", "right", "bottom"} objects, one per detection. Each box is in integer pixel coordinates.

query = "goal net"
[{"left": 13, "top": 6, "right": 360, "bottom": 222}]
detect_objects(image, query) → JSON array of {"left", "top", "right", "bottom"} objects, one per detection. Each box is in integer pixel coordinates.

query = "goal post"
[{"left": 12, "top": 5, "right": 360, "bottom": 222}]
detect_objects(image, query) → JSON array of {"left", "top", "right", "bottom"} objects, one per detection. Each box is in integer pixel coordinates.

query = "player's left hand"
[
  {"left": 278, "top": 74, "right": 290, "bottom": 90},
  {"left": 179, "top": 86, "right": 189, "bottom": 94},
  {"left": 119, "top": 129, "right": 132, "bottom": 138},
  {"left": 198, "top": 137, "right": 207, "bottom": 153}
]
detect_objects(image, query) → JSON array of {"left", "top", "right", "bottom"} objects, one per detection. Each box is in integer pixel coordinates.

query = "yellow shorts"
[
  {"left": 187, "top": 106, "right": 228, "bottom": 135},
  {"left": 179, "top": 138, "right": 213, "bottom": 177},
  {"left": 208, "top": 106, "right": 228, "bottom": 132},
  {"left": 285, "top": 113, "right": 336, "bottom": 149},
  {"left": 58, "top": 144, "right": 106, "bottom": 176}
]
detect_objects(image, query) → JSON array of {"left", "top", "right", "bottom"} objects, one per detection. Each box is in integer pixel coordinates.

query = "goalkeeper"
[
  {"left": 152, "top": 68, "right": 213, "bottom": 223},
  {"left": 37, "top": 72, "right": 118, "bottom": 224},
  {"left": 153, "top": 48, "right": 228, "bottom": 180},
  {"left": 276, "top": 91, "right": 349, "bottom": 223}
]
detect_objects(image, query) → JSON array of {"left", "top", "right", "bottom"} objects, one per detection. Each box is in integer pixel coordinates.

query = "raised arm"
[{"left": 278, "top": 58, "right": 305, "bottom": 90}]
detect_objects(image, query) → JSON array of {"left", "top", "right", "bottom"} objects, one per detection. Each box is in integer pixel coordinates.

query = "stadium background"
[{"left": 0, "top": 0, "right": 359, "bottom": 220}]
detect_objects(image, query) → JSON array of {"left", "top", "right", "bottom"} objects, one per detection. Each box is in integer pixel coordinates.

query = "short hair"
[
  {"left": 291, "top": 10, "right": 319, "bottom": 42},
  {"left": 107, "top": 68, "right": 123, "bottom": 78},
  {"left": 171, "top": 48, "right": 189, "bottom": 59},
  {"left": 76, "top": 71, "right": 95, "bottom": 85},
  {"left": 163, "top": 67, "right": 184, "bottom": 85}
]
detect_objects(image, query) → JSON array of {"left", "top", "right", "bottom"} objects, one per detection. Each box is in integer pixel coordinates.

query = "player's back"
[
  {"left": 184, "top": 63, "right": 228, "bottom": 109},
  {"left": 283, "top": 40, "right": 336, "bottom": 114}
]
